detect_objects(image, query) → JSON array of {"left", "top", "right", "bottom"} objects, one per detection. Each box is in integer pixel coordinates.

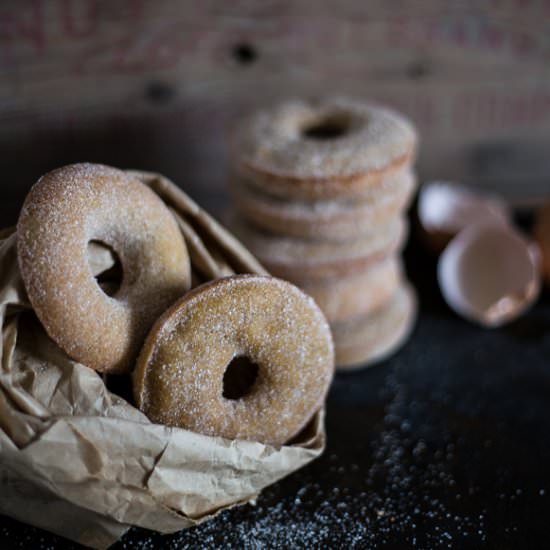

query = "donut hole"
[
  {"left": 222, "top": 355, "right": 259, "bottom": 400},
  {"left": 302, "top": 114, "right": 352, "bottom": 140},
  {"left": 87, "top": 240, "right": 123, "bottom": 297}
]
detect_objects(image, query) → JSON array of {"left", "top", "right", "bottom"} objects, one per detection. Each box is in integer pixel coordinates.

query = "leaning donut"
[
  {"left": 133, "top": 275, "right": 334, "bottom": 446},
  {"left": 17, "top": 163, "right": 191, "bottom": 374}
]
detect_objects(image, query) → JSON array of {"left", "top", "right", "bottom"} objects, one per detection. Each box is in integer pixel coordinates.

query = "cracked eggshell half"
[
  {"left": 418, "top": 182, "right": 510, "bottom": 253},
  {"left": 438, "top": 222, "right": 541, "bottom": 327}
]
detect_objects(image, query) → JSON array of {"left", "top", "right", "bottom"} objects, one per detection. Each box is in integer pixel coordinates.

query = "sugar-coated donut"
[
  {"left": 233, "top": 170, "right": 415, "bottom": 240},
  {"left": 134, "top": 275, "right": 334, "bottom": 445},
  {"left": 333, "top": 284, "right": 417, "bottom": 370},
  {"left": 301, "top": 257, "right": 402, "bottom": 323},
  {"left": 231, "top": 215, "right": 406, "bottom": 280},
  {"left": 17, "top": 163, "right": 192, "bottom": 374},
  {"left": 232, "top": 98, "right": 417, "bottom": 199}
]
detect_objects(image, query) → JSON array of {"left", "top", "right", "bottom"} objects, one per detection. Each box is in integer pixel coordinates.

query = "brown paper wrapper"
[{"left": 0, "top": 171, "right": 326, "bottom": 549}]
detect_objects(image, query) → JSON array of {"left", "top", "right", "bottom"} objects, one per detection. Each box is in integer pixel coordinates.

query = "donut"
[
  {"left": 230, "top": 215, "right": 406, "bottom": 280},
  {"left": 231, "top": 98, "right": 417, "bottom": 200},
  {"left": 133, "top": 275, "right": 334, "bottom": 445},
  {"left": 232, "top": 169, "right": 416, "bottom": 240},
  {"left": 17, "top": 163, "right": 192, "bottom": 374},
  {"left": 333, "top": 284, "right": 417, "bottom": 370},
  {"left": 300, "top": 257, "right": 402, "bottom": 323}
]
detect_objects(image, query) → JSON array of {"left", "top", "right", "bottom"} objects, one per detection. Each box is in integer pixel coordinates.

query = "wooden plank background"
[{"left": 1, "top": 0, "right": 550, "bottom": 222}]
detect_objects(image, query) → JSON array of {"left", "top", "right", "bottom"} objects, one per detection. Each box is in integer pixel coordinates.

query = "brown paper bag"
[{"left": 0, "top": 171, "right": 326, "bottom": 549}]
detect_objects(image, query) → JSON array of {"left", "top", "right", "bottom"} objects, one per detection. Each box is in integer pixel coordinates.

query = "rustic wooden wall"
[{"left": 1, "top": 0, "right": 550, "bottom": 222}]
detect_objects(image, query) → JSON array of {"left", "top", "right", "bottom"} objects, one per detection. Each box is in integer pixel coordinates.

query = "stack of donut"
[
  {"left": 229, "top": 98, "right": 418, "bottom": 370},
  {"left": 16, "top": 163, "right": 334, "bottom": 446}
]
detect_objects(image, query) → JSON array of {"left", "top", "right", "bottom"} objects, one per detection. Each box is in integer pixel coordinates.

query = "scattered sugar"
[
  {"left": 113, "top": 368, "right": 500, "bottom": 549},
  {"left": 1, "top": 359, "right": 540, "bottom": 549}
]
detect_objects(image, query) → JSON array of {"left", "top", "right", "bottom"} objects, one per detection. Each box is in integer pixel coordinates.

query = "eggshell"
[
  {"left": 418, "top": 182, "right": 509, "bottom": 252},
  {"left": 438, "top": 222, "right": 541, "bottom": 327}
]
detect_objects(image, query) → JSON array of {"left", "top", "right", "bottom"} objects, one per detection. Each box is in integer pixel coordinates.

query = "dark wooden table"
[{"left": 1, "top": 198, "right": 549, "bottom": 550}]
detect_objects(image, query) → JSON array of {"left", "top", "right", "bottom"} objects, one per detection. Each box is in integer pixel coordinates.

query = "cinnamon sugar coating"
[
  {"left": 231, "top": 97, "right": 417, "bottom": 199},
  {"left": 230, "top": 216, "right": 406, "bottom": 281},
  {"left": 232, "top": 170, "right": 416, "bottom": 240},
  {"left": 17, "top": 163, "right": 191, "bottom": 374},
  {"left": 134, "top": 275, "right": 334, "bottom": 446}
]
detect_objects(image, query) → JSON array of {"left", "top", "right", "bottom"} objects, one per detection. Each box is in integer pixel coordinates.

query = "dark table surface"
[{"left": 1, "top": 201, "right": 549, "bottom": 550}]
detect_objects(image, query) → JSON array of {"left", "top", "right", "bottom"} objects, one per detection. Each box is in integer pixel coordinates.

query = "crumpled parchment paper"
[{"left": 0, "top": 171, "right": 326, "bottom": 549}]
